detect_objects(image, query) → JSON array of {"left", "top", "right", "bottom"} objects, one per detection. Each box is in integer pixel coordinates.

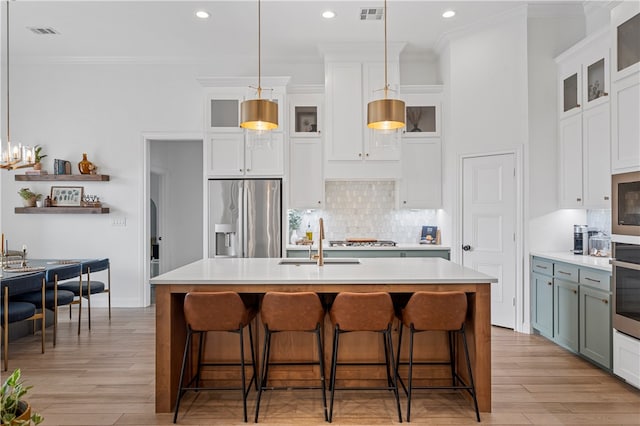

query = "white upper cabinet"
[
  {"left": 556, "top": 30, "right": 610, "bottom": 120},
  {"left": 399, "top": 138, "right": 442, "bottom": 209},
  {"left": 206, "top": 132, "right": 284, "bottom": 178},
  {"left": 324, "top": 52, "right": 403, "bottom": 179},
  {"left": 559, "top": 114, "right": 584, "bottom": 208},
  {"left": 611, "top": 2, "right": 640, "bottom": 82},
  {"left": 400, "top": 89, "right": 441, "bottom": 137},
  {"left": 582, "top": 103, "right": 611, "bottom": 208},
  {"left": 611, "top": 2, "right": 640, "bottom": 174},
  {"left": 205, "top": 93, "right": 243, "bottom": 132},
  {"left": 288, "top": 91, "right": 324, "bottom": 209}
]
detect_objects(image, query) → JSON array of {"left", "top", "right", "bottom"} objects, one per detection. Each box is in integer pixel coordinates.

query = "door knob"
[{"left": 462, "top": 245, "right": 471, "bottom": 251}]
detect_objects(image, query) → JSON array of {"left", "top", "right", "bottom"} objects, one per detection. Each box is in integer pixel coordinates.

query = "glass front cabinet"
[
  {"left": 289, "top": 93, "right": 323, "bottom": 137},
  {"left": 400, "top": 89, "right": 441, "bottom": 137},
  {"left": 557, "top": 30, "right": 610, "bottom": 119}
]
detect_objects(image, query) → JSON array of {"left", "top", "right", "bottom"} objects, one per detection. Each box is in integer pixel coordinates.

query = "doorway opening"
[{"left": 143, "top": 135, "right": 203, "bottom": 306}]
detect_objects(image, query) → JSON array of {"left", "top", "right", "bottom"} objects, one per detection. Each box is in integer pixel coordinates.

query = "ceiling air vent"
[
  {"left": 28, "top": 27, "right": 59, "bottom": 35},
  {"left": 360, "top": 7, "right": 383, "bottom": 21}
]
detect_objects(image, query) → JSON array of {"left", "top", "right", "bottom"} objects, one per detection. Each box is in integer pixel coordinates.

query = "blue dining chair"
[
  {"left": 1, "top": 272, "right": 46, "bottom": 371},
  {"left": 58, "top": 258, "right": 111, "bottom": 333},
  {"left": 15, "top": 264, "right": 78, "bottom": 346}
]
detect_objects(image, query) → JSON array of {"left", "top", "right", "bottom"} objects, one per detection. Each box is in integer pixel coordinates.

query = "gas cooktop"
[{"left": 329, "top": 240, "right": 397, "bottom": 247}]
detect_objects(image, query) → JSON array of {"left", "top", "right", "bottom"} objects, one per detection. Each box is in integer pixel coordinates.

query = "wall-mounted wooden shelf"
[
  {"left": 15, "top": 207, "right": 110, "bottom": 214},
  {"left": 15, "top": 174, "right": 110, "bottom": 181}
]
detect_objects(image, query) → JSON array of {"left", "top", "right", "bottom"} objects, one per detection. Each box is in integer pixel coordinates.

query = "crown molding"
[
  {"left": 318, "top": 42, "right": 406, "bottom": 62},
  {"left": 197, "top": 76, "right": 291, "bottom": 88},
  {"left": 287, "top": 84, "right": 324, "bottom": 95}
]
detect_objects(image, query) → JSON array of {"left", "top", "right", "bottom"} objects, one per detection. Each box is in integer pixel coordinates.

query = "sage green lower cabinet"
[
  {"left": 579, "top": 286, "right": 611, "bottom": 369},
  {"left": 554, "top": 279, "right": 579, "bottom": 352},
  {"left": 286, "top": 249, "right": 450, "bottom": 260},
  {"left": 531, "top": 272, "right": 554, "bottom": 339},
  {"left": 530, "top": 255, "right": 612, "bottom": 371}
]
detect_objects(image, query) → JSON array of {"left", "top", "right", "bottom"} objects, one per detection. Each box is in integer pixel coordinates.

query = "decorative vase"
[
  {"left": 22, "top": 197, "right": 36, "bottom": 208},
  {"left": 33, "top": 162, "right": 42, "bottom": 171},
  {"left": 78, "top": 153, "right": 94, "bottom": 175},
  {"left": 290, "top": 229, "right": 300, "bottom": 244},
  {"left": 14, "top": 401, "right": 31, "bottom": 425}
]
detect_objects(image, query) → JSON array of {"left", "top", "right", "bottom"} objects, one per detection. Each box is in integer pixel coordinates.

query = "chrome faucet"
[{"left": 317, "top": 218, "right": 324, "bottom": 266}]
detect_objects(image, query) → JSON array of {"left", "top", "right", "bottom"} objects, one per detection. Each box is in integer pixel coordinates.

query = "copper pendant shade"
[
  {"left": 367, "top": 0, "right": 405, "bottom": 130},
  {"left": 240, "top": 0, "right": 278, "bottom": 131}
]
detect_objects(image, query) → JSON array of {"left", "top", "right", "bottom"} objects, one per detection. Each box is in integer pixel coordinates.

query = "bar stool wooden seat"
[
  {"left": 173, "top": 291, "right": 257, "bottom": 423},
  {"left": 396, "top": 291, "right": 480, "bottom": 422},
  {"left": 328, "top": 291, "right": 402, "bottom": 423},
  {"left": 254, "top": 291, "right": 327, "bottom": 422}
]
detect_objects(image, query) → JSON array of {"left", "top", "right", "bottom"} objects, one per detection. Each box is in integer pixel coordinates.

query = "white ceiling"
[{"left": 6, "top": 1, "right": 590, "bottom": 63}]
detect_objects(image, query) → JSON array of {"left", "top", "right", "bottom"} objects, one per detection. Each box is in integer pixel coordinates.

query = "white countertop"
[
  {"left": 286, "top": 243, "right": 451, "bottom": 251},
  {"left": 530, "top": 251, "right": 612, "bottom": 272},
  {"left": 150, "top": 257, "right": 495, "bottom": 285}
]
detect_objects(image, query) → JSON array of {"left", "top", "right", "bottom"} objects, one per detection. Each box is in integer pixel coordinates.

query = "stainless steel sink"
[{"left": 278, "top": 258, "right": 361, "bottom": 265}]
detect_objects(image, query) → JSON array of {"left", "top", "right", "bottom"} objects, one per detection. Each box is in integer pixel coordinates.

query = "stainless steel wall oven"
[
  {"left": 612, "top": 171, "right": 640, "bottom": 238},
  {"left": 612, "top": 242, "right": 640, "bottom": 339}
]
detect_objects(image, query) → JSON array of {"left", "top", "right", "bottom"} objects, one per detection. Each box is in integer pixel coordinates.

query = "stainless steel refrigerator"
[{"left": 208, "top": 179, "right": 282, "bottom": 258}]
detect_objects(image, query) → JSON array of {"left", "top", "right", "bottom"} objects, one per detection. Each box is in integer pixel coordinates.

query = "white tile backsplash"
[
  {"left": 587, "top": 209, "right": 611, "bottom": 235},
  {"left": 290, "top": 181, "right": 439, "bottom": 243}
]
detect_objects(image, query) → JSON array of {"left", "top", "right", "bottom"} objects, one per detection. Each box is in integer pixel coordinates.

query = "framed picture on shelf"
[
  {"left": 297, "top": 112, "right": 317, "bottom": 132},
  {"left": 51, "top": 186, "right": 84, "bottom": 206}
]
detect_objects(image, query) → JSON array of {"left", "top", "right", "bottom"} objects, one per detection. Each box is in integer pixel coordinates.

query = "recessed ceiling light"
[
  {"left": 442, "top": 10, "right": 456, "bottom": 18},
  {"left": 195, "top": 10, "right": 210, "bottom": 19},
  {"left": 322, "top": 10, "right": 336, "bottom": 19}
]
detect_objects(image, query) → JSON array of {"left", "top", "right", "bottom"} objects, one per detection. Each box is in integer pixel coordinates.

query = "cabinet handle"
[
  {"left": 366, "top": 153, "right": 370, "bottom": 157},
  {"left": 584, "top": 277, "right": 601, "bottom": 283},
  {"left": 573, "top": 289, "right": 577, "bottom": 294},
  {"left": 576, "top": 104, "right": 581, "bottom": 108},
  {"left": 547, "top": 281, "right": 552, "bottom": 286},
  {"left": 246, "top": 168, "right": 251, "bottom": 172},
  {"left": 358, "top": 153, "right": 362, "bottom": 157},
  {"left": 317, "top": 201, "right": 321, "bottom": 204},
  {"left": 403, "top": 201, "right": 407, "bottom": 204},
  {"left": 604, "top": 196, "right": 610, "bottom": 200},
  {"left": 239, "top": 169, "right": 243, "bottom": 172},
  {"left": 317, "top": 130, "right": 321, "bottom": 134},
  {"left": 603, "top": 92, "right": 608, "bottom": 97},
  {"left": 557, "top": 270, "right": 571, "bottom": 275},
  {"left": 602, "top": 299, "right": 609, "bottom": 304},
  {"left": 535, "top": 264, "right": 548, "bottom": 269},
  {"left": 576, "top": 198, "right": 582, "bottom": 202}
]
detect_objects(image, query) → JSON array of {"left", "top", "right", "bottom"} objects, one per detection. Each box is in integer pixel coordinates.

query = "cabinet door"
[
  {"left": 531, "top": 272, "right": 554, "bottom": 339},
  {"left": 582, "top": 48, "right": 610, "bottom": 111},
  {"left": 326, "top": 62, "right": 363, "bottom": 161},
  {"left": 611, "top": 73, "right": 640, "bottom": 173},
  {"left": 290, "top": 93, "right": 323, "bottom": 138},
  {"left": 611, "top": 3, "right": 640, "bottom": 82},
  {"left": 205, "top": 94, "right": 243, "bottom": 132},
  {"left": 402, "top": 92, "right": 441, "bottom": 137},
  {"left": 245, "top": 132, "right": 284, "bottom": 176},
  {"left": 580, "top": 285, "right": 611, "bottom": 369},
  {"left": 399, "top": 138, "right": 441, "bottom": 209},
  {"left": 554, "top": 279, "right": 579, "bottom": 351},
  {"left": 558, "top": 115, "right": 584, "bottom": 207},
  {"left": 559, "top": 67, "right": 582, "bottom": 119},
  {"left": 290, "top": 137, "right": 323, "bottom": 209},
  {"left": 207, "top": 133, "right": 244, "bottom": 177},
  {"left": 583, "top": 103, "right": 611, "bottom": 208}
]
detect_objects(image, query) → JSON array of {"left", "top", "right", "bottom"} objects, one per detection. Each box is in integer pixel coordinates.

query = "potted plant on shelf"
[
  {"left": 32, "top": 146, "right": 46, "bottom": 171},
  {"left": 1, "top": 369, "right": 44, "bottom": 425},
  {"left": 288, "top": 210, "right": 302, "bottom": 244},
  {"left": 17, "top": 188, "right": 42, "bottom": 208}
]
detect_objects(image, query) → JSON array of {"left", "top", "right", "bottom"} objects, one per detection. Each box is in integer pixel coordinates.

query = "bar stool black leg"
[
  {"left": 239, "top": 327, "right": 248, "bottom": 423},
  {"left": 248, "top": 322, "right": 258, "bottom": 391},
  {"left": 173, "top": 328, "right": 193, "bottom": 423},
  {"left": 328, "top": 326, "right": 340, "bottom": 423},
  {"left": 254, "top": 327, "right": 271, "bottom": 423},
  {"left": 385, "top": 325, "right": 402, "bottom": 423},
  {"left": 407, "top": 326, "right": 415, "bottom": 422},
  {"left": 448, "top": 331, "right": 457, "bottom": 387},
  {"left": 461, "top": 326, "right": 481, "bottom": 422},
  {"left": 315, "top": 324, "right": 329, "bottom": 422}
]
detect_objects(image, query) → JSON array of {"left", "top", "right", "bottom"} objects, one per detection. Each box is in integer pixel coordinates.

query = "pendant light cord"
[
  {"left": 383, "top": 0, "right": 388, "bottom": 99},
  {"left": 257, "top": 0, "right": 262, "bottom": 99}
]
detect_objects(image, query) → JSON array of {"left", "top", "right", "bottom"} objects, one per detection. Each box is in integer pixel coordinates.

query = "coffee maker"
[{"left": 573, "top": 225, "right": 588, "bottom": 254}]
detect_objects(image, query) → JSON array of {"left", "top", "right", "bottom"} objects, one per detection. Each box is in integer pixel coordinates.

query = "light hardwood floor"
[{"left": 6, "top": 307, "right": 640, "bottom": 425}]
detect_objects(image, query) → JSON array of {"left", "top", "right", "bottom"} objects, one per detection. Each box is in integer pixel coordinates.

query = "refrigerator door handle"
[
  {"left": 237, "top": 181, "right": 245, "bottom": 258},
  {"left": 242, "top": 180, "right": 250, "bottom": 258}
]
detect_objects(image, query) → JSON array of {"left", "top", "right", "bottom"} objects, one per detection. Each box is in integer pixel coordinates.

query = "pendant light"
[
  {"left": 367, "top": 0, "right": 405, "bottom": 130},
  {"left": 240, "top": 0, "right": 278, "bottom": 131}
]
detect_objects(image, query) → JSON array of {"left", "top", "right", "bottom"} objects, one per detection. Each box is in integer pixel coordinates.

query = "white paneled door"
[{"left": 462, "top": 154, "right": 517, "bottom": 329}]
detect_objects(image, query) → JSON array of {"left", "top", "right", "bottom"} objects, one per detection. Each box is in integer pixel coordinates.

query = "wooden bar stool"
[
  {"left": 173, "top": 291, "right": 257, "bottom": 423},
  {"left": 396, "top": 291, "right": 480, "bottom": 422},
  {"left": 328, "top": 291, "right": 402, "bottom": 423},
  {"left": 254, "top": 291, "right": 327, "bottom": 422}
]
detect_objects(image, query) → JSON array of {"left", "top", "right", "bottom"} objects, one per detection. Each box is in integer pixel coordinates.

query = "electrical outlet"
[{"left": 112, "top": 217, "right": 127, "bottom": 227}]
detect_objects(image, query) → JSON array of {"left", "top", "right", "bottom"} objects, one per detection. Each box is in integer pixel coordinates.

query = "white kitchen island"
[{"left": 151, "top": 257, "right": 497, "bottom": 413}]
